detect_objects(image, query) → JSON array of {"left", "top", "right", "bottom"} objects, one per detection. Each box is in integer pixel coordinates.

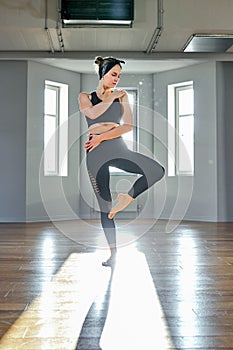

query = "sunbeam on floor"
[
  {"left": 100, "top": 248, "right": 174, "bottom": 350},
  {"left": 0, "top": 249, "right": 174, "bottom": 350}
]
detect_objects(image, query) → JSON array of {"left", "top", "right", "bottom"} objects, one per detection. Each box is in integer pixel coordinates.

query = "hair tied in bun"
[{"left": 95, "top": 56, "right": 104, "bottom": 66}]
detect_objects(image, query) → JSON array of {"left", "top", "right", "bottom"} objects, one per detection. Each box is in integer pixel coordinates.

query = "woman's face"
[{"left": 103, "top": 64, "right": 122, "bottom": 89}]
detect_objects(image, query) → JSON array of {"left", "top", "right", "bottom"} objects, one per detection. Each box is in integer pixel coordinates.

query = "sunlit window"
[
  {"left": 168, "top": 82, "right": 194, "bottom": 176},
  {"left": 110, "top": 89, "right": 138, "bottom": 174},
  {"left": 120, "top": 90, "right": 137, "bottom": 150},
  {"left": 44, "top": 81, "right": 68, "bottom": 176}
]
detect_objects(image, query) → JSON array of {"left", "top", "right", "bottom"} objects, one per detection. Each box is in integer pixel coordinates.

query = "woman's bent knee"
[
  {"left": 155, "top": 164, "right": 165, "bottom": 182},
  {"left": 160, "top": 165, "right": 165, "bottom": 178}
]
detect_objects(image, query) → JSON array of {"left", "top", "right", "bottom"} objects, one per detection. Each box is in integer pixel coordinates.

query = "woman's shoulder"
[
  {"left": 79, "top": 91, "right": 93, "bottom": 100},
  {"left": 78, "top": 92, "right": 93, "bottom": 101}
]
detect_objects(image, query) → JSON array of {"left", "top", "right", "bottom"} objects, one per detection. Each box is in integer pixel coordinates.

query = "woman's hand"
[
  {"left": 102, "top": 89, "right": 126, "bottom": 102},
  {"left": 84, "top": 134, "right": 103, "bottom": 152},
  {"left": 111, "top": 89, "right": 126, "bottom": 99}
]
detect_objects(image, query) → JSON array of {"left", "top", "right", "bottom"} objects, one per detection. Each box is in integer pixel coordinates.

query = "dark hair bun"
[{"left": 95, "top": 56, "right": 104, "bottom": 66}]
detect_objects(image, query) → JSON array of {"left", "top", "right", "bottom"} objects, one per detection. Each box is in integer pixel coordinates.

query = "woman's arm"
[
  {"left": 85, "top": 92, "right": 133, "bottom": 151},
  {"left": 78, "top": 90, "right": 126, "bottom": 120}
]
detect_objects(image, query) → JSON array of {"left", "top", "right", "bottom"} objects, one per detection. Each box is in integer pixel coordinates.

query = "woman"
[{"left": 79, "top": 56, "right": 165, "bottom": 267}]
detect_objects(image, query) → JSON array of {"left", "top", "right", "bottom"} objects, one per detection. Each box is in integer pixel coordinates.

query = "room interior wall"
[
  {"left": 216, "top": 62, "right": 233, "bottom": 221},
  {"left": 26, "top": 61, "right": 81, "bottom": 222},
  {"left": 154, "top": 61, "right": 218, "bottom": 221},
  {"left": 1, "top": 59, "right": 232, "bottom": 223},
  {"left": 0, "top": 61, "right": 27, "bottom": 222}
]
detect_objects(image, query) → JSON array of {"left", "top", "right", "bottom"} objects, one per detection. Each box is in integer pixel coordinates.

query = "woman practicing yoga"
[{"left": 78, "top": 56, "right": 165, "bottom": 266}]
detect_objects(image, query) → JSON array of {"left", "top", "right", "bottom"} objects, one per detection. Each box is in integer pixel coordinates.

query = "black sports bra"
[{"left": 85, "top": 91, "right": 123, "bottom": 128}]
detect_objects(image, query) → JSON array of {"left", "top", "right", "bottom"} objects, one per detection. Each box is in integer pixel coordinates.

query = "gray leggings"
[{"left": 86, "top": 137, "right": 165, "bottom": 247}]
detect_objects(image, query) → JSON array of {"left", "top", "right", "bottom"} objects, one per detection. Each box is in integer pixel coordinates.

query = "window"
[
  {"left": 44, "top": 81, "right": 68, "bottom": 176},
  {"left": 110, "top": 88, "right": 138, "bottom": 174},
  {"left": 121, "top": 89, "right": 138, "bottom": 151},
  {"left": 168, "top": 82, "right": 194, "bottom": 176}
]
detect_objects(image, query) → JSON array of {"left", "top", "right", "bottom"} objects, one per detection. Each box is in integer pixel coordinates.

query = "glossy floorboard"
[{"left": 0, "top": 220, "right": 233, "bottom": 349}]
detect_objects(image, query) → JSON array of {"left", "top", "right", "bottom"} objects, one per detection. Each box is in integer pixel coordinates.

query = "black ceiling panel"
[{"left": 61, "top": 0, "right": 134, "bottom": 21}]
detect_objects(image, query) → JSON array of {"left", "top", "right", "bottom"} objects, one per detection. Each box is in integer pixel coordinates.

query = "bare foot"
[{"left": 108, "top": 194, "right": 134, "bottom": 219}]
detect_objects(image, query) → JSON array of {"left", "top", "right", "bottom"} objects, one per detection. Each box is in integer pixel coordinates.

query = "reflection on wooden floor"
[
  {"left": 0, "top": 253, "right": 105, "bottom": 349},
  {"left": 0, "top": 249, "right": 173, "bottom": 349},
  {"left": 1, "top": 220, "right": 233, "bottom": 349}
]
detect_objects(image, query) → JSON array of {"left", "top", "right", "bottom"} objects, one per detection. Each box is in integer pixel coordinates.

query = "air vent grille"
[{"left": 61, "top": 0, "right": 134, "bottom": 24}]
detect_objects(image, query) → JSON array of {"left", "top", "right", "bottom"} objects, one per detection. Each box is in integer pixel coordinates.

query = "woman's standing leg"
[{"left": 87, "top": 159, "right": 117, "bottom": 266}]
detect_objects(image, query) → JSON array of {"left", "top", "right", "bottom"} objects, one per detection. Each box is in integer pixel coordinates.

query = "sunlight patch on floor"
[
  {"left": 0, "top": 252, "right": 107, "bottom": 350},
  {"left": 100, "top": 248, "right": 175, "bottom": 350},
  {"left": 0, "top": 248, "right": 175, "bottom": 350}
]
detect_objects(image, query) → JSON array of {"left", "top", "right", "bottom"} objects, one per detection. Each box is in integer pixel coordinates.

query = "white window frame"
[
  {"left": 44, "top": 80, "right": 68, "bottom": 177},
  {"left": 167, "top": 81, "right": 194, "bottom": 177}
]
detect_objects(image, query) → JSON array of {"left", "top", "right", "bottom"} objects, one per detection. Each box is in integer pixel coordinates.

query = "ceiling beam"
[{"left": 1, "top": 51, "right": 233, "bottom": 61}]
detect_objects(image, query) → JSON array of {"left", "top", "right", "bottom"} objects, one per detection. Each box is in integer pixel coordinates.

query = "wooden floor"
[{"left": 1, "top": 219, "right": 233, "bottom": 349}]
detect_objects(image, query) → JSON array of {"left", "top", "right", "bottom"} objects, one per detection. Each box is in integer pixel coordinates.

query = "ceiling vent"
[
  {"left": 61, "top": 0, "right": 134, "bottom": 28},
  {"left": 183, "top": 34, "right": 233, "bottom": 52}
]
